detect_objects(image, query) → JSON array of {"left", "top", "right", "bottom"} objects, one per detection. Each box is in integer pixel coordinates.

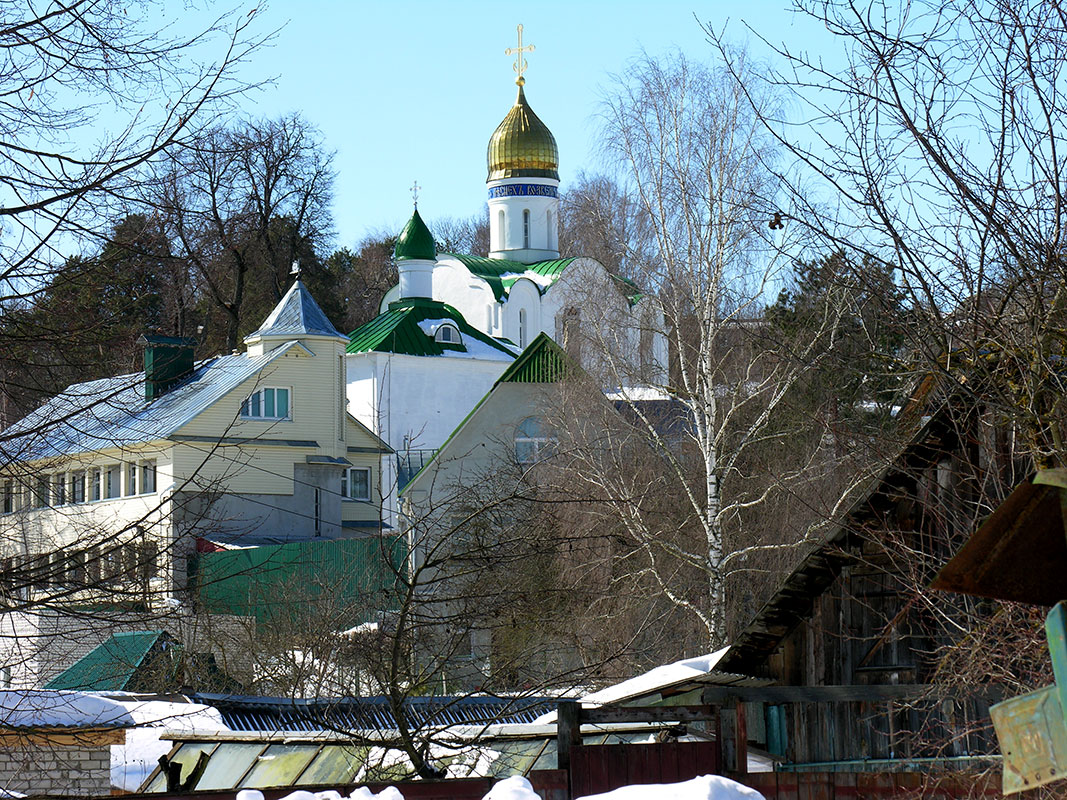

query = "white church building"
[{"left": 345, "top": 70, "right": 667, "bottom": 495}]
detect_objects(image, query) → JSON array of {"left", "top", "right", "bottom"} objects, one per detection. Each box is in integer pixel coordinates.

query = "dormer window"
[{"left": 435, "top": 325, "right": 461, "bottom": 345}]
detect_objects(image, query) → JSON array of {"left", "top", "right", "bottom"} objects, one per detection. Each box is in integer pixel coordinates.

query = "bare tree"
[
  {"left": 559, "top": 50, "right": 849, "bottom": 647},
  {"left": 154, "top": 114, "right": 335, "bottom": 353}
]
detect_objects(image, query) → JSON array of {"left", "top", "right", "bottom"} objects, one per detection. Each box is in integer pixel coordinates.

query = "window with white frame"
[
  {"left": 522, "top": 208, "right": 530, "bottom": 248},
  {"left": 341, "top": 467, "right": 371, "bottom": 501},
  {"left": 104, "top": 465, "right": 121, "bottom": 499},
  {"left": 70, "top": 471, "right": 85, "bottom": 504},
  {"left": 89, "top": 468, "right": 101, "bottom": 502},
  {"left": 140, "top": 461, "right": 156, "bottom": 493},
  {"left": 33, "top": 476, "right": 49, "bottom": 508},
  {"left": 242, "top": 387, "right": 291, "bottom": 420},
  {"left": 434, "top": 324, "right": 461, "bottom": 345},
  {"left": 515, "top": 417, "right": 556, "bottom": 465},
  {"left": 2, "top": 481, "right": 13, "bottom": 514},
  {"left": 126, "top": 463, "right": 138, "bottom": 496},
  {"left": 52, "top": 474, "right": 66, "bottom": 506}
]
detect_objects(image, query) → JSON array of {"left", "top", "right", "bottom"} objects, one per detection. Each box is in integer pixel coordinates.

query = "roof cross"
[
  {"left": 410, "top": 179, "right": 421, "bottom": 208},
  {"left": 505, "top": 24, "right": 535, "bottom": 85}
]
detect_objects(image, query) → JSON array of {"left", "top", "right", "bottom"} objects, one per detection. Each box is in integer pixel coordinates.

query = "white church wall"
[
  {"left": 432, "top": 258, "right": 502, "bottom": 337},
  {"left": 346, "top": 351, "right": 509, "bottom": 454},
  {"left": 503, "top": 279, "right": 541, "bottom": 350}
]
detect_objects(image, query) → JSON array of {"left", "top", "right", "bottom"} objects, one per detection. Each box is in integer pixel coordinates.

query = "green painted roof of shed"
[
  {"left": 45, "top": 630, "right": 167, "bottom": 691},
  {"left": 445, "top": 254, "right": 576, "bottom": 300},
  {"left": 394, "top": 208, "right": 437, "bottom": 261},
  {"left": 346, "top": 298, "right": 517, "bottom": 358}
]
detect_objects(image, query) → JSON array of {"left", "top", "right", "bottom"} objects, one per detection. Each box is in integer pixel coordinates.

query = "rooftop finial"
[
  {"left": 290, "top": 260, "right": 300, "bottom": 277},
  {"left": 410, "top": 179, "right": 422, "bottom": 208},
  {"left": 505, "top": 24, "right": 534, "bottom": 86}
]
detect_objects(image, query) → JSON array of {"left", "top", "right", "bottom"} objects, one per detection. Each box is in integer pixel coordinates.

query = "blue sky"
[{"left": 230, "top": 1, "right": 836, "bottom": 250}]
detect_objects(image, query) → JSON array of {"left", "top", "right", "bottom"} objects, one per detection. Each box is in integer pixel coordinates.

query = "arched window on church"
[
  {"left": 522, "top": 209, "right": 531, "bottom": 249},
  {"left": 546, "top": 209, "right": 554, "bottom": 248},
  {"left": 498, "top": 210, "right": 505, "bottom": 248},
  {"left": 518, "top": 308, "right": 528, "bottom": 349},
  {"left": 435, "top": 324, "right": 461, "bottom": 345}
]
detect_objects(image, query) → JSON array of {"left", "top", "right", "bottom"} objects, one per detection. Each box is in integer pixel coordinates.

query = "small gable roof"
[
  {"left": 45, "top": 631, "right": 169, "bottom": 691},
  {"left": 3, "top": 340, "right": 306, "bottom": 461},
  {"left": 346, "top": 298, "right": 517, "bottom": 360},
  {"left": 245, "top": 279, "right": 346, "bottom": 342}
]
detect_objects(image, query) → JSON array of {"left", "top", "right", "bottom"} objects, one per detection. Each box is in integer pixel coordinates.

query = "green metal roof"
[
  {"left": 445, "top": 254, "right": 576, "bottom": 301},
  {"left": 394, "top": 208, "right": 437, "bottom": 261},
  {"left": 45, "top": 630, "right": 167, "bottom": 691},
  {"left": 496, "top": 332, "right": 573, "bottom": 383},
  {"left": 346, "top": 298, "right": 517, "bottom": 358},
  {"left": 194, "top": 537, "right": 406, "bottom": 629}
]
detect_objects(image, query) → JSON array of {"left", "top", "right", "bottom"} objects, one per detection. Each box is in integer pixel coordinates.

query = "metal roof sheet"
[
  {"left": 44, "top": 631, "right": 167, "bottom": 691},
  {"left": 346, "top": 299, "right": 517, "bottom": 359},
  {"left": 186, "top": 694, "right": 555, "bottom": 733},
  {"left": 444, "top": 254, "right": 575, "bottom": 301},
  {"left": 245, "top": 280, "right": 347, "bottom": 342},
  {"left": 2, "top": 341, "right": 302, "bottom": 462}
]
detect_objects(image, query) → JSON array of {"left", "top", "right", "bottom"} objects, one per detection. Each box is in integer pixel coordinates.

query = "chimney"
[{"left": 139, "top": 335, "right": 197, "bottom": 401}]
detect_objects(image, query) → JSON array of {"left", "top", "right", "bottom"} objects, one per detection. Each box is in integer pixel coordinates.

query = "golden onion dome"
[{"left": 487, "top": 80, "right": 559, "bottom": 182}]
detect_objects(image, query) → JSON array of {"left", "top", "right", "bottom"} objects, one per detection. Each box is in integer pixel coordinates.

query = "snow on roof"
[
  {"left": 606, "top": 386, "right": 676, "bottom": 402},
  {"left": 581, "top": 647, "right": 731, "bottom": 707},
  {"left": 0, "top": 690, "right": 137, "bottom": 729}
]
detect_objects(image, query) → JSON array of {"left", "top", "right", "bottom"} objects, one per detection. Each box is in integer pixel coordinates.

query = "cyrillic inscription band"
[{"left": 488, "top": 184, "right": 559, "bottom": 199}]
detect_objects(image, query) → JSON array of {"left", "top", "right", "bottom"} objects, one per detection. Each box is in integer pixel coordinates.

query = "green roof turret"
[{"left": 394, "top": 208, "right": 437, "bottom": 262}]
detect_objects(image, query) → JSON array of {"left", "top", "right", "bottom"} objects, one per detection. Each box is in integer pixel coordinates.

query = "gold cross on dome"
[
  {"left": 410, "top": 180, "right": 421, "bottom": 207},
  {"left": 505, "top": 24, "right": 535, "bottom": 84}
]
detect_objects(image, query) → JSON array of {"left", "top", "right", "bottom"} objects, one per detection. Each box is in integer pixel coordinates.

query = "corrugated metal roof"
[
  {"left": 2, "top": 342, "right": 303, "bottom": 462},
  {"left": 245, "top": 279, "right": 347, "bottom": 341},
  {"left": 186, "top": 693, "right": 555, "bottom": 733},
  {"left": 497, "top": 333, "right": 571, "bottom": 384},
  {"left": 45, "top": 631, "right": 167, "bottom": 691},
  {"left": 346, "top": 299, "right": 517, "bottom": 359}
]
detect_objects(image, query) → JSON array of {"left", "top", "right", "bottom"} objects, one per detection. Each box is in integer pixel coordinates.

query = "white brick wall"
[{"left": 0, "top": 742, "right": 110, "bottom": 796}]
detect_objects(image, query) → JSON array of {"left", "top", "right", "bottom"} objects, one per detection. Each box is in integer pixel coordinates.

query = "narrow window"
[
  {"left": 32, "top": 475, "right": 49, "bottom": 508},
  {"left": 518, "top": 308, "right": 528, "bottom": 349},
  {"left": 126, "top": 463, "right": 138, "bottom": 496},
  {"left": 497, "top": 209, "right": 505, "bottom": 247},
  {"left": 2, "top": 480, "right": 12, "bottom": 514},
  {"left": 52, "top": 474, "right": 66, "bottom": 506},
  {"left": 70, "top": 471, "right": 86, "bottom": 504},
  {"left": 89, "top": 468, "right": 101, "bottom": 502},
  {"left": 140, "top": 461, "right": 157, "bottom": 494},
  {"left": 546, "top": 209, "right": 555, "bottom": 247},
  {"left": 105, "top": 465, "right": 121, "bottom": 499},
  {"left": 314, "top": 489, "right": 321, "bottom": 536},
  {"left": 522, "top": 209, "right": 530, "bottom": 248}
]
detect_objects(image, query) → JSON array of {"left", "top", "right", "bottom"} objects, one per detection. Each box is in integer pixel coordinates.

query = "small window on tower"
[{"left": 522, "top": 209, "right": 531, "bottom": 248}]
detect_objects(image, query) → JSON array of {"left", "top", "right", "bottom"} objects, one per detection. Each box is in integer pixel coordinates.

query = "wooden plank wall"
[
  {"left": 569, "top": 741, "right": 721, "bottom": 799},
  {"left": 737, "top": 771, "right": 1002, "bottom": 800}
]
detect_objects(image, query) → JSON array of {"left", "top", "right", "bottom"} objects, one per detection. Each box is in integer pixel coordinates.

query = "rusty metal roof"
[{"left": 931, "top": 471, "right": 1067, "bottom": 606}]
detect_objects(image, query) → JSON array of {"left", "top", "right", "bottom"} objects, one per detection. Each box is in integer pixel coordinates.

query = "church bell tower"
[{"left": 486, "top": 25, "right": 560, "bottom": 264}]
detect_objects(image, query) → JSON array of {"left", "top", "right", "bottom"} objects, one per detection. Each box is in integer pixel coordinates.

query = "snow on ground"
[
  {"left": 236, "top": 788, "right": 404, "bottom": 800},
  {"left": 576, "top": 775, "right": 765, "bottom": 800}
]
